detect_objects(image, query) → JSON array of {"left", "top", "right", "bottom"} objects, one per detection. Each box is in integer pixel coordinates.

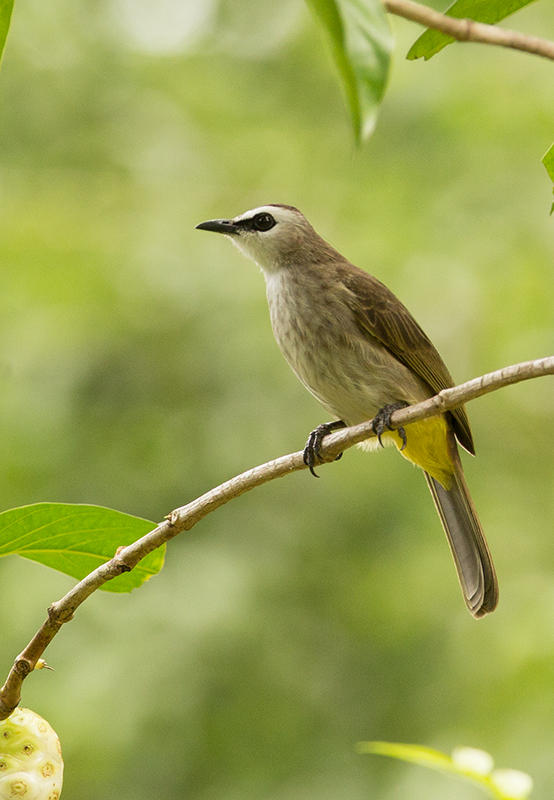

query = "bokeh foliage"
[{"left": 0, "top": 1, "right": 552, "bottom": 798}]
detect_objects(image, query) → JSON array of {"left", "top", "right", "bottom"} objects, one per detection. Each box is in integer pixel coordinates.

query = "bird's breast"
[{"left": 264, "top": 269, "right": 429, "bottom": 424}]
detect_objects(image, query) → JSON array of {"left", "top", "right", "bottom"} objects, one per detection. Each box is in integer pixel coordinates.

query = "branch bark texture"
[
  {"left": 384, "top": 0, "right": 554, "bottom": 62},
  {"left": 0, "top": 356, "right": 552, "bottom": 718}
]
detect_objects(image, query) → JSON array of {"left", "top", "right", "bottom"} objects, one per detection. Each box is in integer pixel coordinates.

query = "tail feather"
[{"left": 424, "top": 455, "right": 498, "bottom": 617}]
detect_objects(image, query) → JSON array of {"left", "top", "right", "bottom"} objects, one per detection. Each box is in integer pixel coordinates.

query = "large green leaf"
[
  {"left": 542, "top": 143, "right": 554, "bottom": 215},
  {"left": 0, "top": 0, "right": 14, "bottom": 66},
  {"left": 407, "top": 0, "right": 538, "bottom": 61},
  {"left": 0, "top": 503, "right": 164, "bottom": 593},
  {"left": 306, "top": 0, "right": 392, "bottom": 140}
]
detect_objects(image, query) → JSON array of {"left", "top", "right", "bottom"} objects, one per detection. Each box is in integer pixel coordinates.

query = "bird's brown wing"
[{"left": 338, "top": 264, "right": 475, "bottom": 454}]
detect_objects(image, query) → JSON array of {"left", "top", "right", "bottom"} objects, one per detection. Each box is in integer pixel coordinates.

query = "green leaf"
[
  {"left": 0, "top": 503, "right": 164, "bottom": 593},
  {"left": 542, "top": 143, "right": 554, "bottom": 215},
  {"left": 305, "top": 0, "right": 392, "bottom": 141},
  {"left": 0, "top": 0, "right": 14, "bottom": 66},
  {"left": 407, "top": 0, "right": 538, "bottom": 61}
]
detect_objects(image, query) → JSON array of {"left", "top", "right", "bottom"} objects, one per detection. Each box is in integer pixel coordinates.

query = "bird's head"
[{"left": 196, "top": 204, "right": 324, "bottom": 272}]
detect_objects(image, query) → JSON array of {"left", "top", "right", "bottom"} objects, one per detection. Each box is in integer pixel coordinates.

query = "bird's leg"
[
  {"left": 303, "top": 420, "right": 346, "bottom": 478},
  {"left": 372, "top": 402, "right": 409, "bottom": 450}
]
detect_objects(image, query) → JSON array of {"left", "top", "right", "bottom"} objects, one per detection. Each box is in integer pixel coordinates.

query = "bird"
[{"left": 196, "top": 204, "right": 498, "bottom": 617}]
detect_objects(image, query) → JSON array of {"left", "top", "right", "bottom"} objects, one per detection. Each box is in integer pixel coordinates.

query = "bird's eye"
[{"left": 253, "top": 213, "right": 276, "bottom": 232}]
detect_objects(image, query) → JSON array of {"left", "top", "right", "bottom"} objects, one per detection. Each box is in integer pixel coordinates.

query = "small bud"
[
  {"left": 451, "top": 746, "right": 494, "bottom": 775},
  {"left": 491, "top": 768, "right": 533, "bottom": 798},
  {"left": 34, "top": 662, "right": 54, "bottom": 673}
]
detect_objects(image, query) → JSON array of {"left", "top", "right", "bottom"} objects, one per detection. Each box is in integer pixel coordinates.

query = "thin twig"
[
  {"left": 383, "top": 0, "right": 554, "bottom": 62},
  {"left": 0, "top": 355, "right": 552, "bottom": 718}
]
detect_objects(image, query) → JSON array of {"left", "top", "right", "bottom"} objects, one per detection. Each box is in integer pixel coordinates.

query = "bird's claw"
[
  {"left": 372, "top": 402, "right": 409, "bottom": 450},
  {"left": 303, "top": 420, "right": 346, "bottom": 478}
]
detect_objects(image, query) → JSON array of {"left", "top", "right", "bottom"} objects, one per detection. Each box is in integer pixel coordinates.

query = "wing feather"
[{"left": 338, "top": 263, "right": 475, "bottom": 454}]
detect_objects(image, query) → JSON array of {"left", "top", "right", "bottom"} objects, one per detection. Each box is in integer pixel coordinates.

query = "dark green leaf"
[
  {"left": 0, "top": 0, "right": 14, "bottom": 66},
  {"left": 306, "top": 0, "right": 392, "bottom": 140},
  {"left": 0, "top": 503, "right": 164, "bottom": 593},
  {"left": 407, "top": 0, "right": 537, "bottom": 61},
  {"left": 542, "top": 143, "right": 554, "bottom": 215}
]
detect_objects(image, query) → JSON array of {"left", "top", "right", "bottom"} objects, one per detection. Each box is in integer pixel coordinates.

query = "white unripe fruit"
[{"left": 0, "top": 708, "right": 63, "bottom": 799}]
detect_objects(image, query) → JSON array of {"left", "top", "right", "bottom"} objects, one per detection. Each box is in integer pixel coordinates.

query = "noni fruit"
[{"left": 0, "top": 707, "right": 63, "bottom": 799}]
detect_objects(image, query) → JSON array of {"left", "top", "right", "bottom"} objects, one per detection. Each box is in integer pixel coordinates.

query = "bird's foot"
[
  {"left": 372, "top": 402, "right": 409, "bottom": 450},
  {"left": 303, "top": 420, "right": 346, "bottom": 478}
]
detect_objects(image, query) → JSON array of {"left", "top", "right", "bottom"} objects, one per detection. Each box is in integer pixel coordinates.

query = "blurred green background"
[{"left": 0, "top": 1, "right": 552, "bottom": 798}]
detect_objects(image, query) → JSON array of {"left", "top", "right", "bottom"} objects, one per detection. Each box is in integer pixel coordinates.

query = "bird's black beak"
[{"left": 195, "top": 219, "right": 239, "bottom": 235}]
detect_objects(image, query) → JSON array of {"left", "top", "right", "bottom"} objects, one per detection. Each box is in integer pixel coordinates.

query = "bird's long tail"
[{"left": 424, "top": 453, "right": 498, "bottom": 618}]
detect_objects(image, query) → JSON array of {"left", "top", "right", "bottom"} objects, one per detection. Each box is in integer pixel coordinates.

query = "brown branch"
[
  {"left": 383, "top": 0, "right": 554, "bottom": 62},
  {"left": 0, "top": 355, "right": 552, "bottom": 718}
]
